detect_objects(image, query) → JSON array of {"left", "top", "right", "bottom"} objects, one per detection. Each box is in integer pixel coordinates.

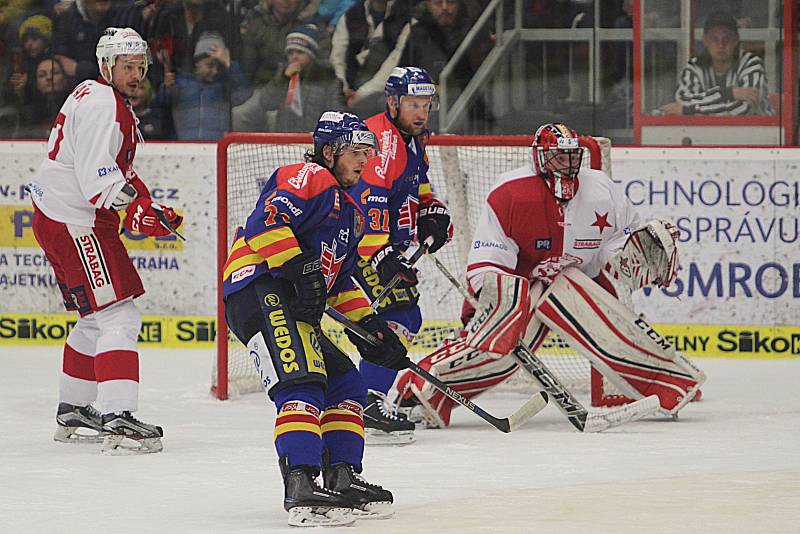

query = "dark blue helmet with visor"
[
  {"left": 384, "top": 66, "right": 439, "bottom": 111},
  {"left": 313, "top": 111, "right": 378, "bottom": 157}
]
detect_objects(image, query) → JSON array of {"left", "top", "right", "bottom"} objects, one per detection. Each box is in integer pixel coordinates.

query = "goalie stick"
[
  {"left": 425, "top": 253, "right": 660, "bottom": 433},
  {"left": 324, "top": 307, "right": 548, "bottom": 433},
  {"left": 370, "top": 240, "right": 431, "bottom": 311}
]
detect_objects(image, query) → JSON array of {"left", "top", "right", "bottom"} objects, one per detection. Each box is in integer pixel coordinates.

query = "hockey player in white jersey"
[
  {"left": 397, "top": 122, "right": 704, "bottom": 427},
  {"left": 27, "top": 28, "right": 183, "bottom": 454}
]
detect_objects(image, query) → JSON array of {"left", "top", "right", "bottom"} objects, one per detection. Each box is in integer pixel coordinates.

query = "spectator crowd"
[
  {"left": 0, "top": 0, "right": 780, "bottom": 141},
  {"left": 0, "top": 0, "right": 496, "bottom": 139}
]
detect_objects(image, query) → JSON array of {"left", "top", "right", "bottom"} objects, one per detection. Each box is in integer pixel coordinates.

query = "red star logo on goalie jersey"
[
  {"left": 398, "top": 195, "right": 419, "bottom": 232},
  {"left": 320, "top": 239, "right": 346, "bottom": 290},
  {"left": 591, "top": 211, "right": 613, "bottom": 235}
]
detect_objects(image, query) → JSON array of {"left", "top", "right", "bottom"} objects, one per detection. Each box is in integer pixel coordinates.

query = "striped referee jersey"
[{"left": 674, "top": 51, "right": 774, "bottom": 115}]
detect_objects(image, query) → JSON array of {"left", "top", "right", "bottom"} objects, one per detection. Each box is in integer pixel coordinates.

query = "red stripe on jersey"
[
  {"left": 94, "top": 350, "right": 139, "bottom": 382},
  {"left": 63, "top": 344, "right": 95, "bottom": 381},
  {"left": 254, "top": 233, "right": 300, "bottom": 259}
]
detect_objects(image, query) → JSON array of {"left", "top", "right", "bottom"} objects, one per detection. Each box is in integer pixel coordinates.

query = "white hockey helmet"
[{"left": 96, "top": 27, "right": 151, "bottom": 83}]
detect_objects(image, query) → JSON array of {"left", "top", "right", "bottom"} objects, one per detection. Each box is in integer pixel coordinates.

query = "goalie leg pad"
[
  {"left": 396, "top": 336, "right": 519, "bottom": 427},
  {"left": 535, "top": 267, "right": 705, "bottom": 414},
  {"left": 465, "top": 272, "right": 531, "bottom": 355}
]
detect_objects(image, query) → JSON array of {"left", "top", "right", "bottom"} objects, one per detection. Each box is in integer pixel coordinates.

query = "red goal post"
[{"left": 214, "top": 133, "right": 611, "bottom": 401}]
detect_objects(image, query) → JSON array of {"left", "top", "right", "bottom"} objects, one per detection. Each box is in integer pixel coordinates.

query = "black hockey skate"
[
  {"left": 323, "top": 462, "right": 394, "bottom": 519},
  {"left": 54, "top": 403, "right": 105, "bottom": 443},
  {"left": 100, "top": 411, "right": 163, "bottom": 455},
  {"left": 280, "top": 458, "right": 355, "bottom": 527},
  {"left": 363, "top": 390, "right": 415, "bottom": 445}
]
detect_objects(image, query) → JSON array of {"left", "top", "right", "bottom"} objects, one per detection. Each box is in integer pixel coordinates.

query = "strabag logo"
[{"left": 77, "top": 235, "right": 110, "bottom": 288}]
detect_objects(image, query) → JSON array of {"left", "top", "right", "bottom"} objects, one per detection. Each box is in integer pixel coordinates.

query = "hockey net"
[{"left": 214, "top": 133, "right": 623, "bottom": 405}]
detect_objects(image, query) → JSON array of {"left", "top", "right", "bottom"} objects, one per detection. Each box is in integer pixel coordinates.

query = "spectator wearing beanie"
[
  {"left": 160, "top": 31, "right": 252, "bottom": 140},
  {"left": 6, "top": 14, "right": 54, "bottom": 106},
  {"left": 233, "top": 22, "right": 343, "bottom": 133}
]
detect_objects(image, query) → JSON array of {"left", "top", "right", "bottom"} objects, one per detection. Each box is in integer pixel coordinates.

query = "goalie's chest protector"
[{"left": 493, "top": 168, "right": 623, "bottom": 280}]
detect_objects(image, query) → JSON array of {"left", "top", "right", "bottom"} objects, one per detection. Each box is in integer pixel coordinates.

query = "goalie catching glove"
[
  {"left": 604, "top": 219, "right": 680, "bottom": 290},
  {"left": 282, "top": 251, "right": 327, "bottom": 325},
  {"left": 346, "top": 314, "right": 410, "bottom": 370},
  {"left": 370, "top": 245, "right": 418, "bottom": 288},
  {"left": 417, "top": 201, "right": 452, "bottom": 253},
  {"left": 123, "top": 197, "right": 182, "bottom": 238}
]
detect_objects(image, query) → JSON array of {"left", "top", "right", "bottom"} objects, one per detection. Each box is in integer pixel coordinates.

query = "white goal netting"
[{"left": 214, "top": 134, "right": 612, "bottom": 401}]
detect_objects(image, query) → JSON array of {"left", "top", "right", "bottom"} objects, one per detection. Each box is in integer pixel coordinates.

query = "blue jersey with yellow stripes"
[
  {"left": 351, "top": 112, "right": 440, "bottom": 260},
  {"left": 222, "top": 161, "right": 372, "bottom": 319}
]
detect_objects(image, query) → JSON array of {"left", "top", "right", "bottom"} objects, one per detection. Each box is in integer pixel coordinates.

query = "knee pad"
[{"left": 93, "top": 299, "right": 141, "bottom": 352}]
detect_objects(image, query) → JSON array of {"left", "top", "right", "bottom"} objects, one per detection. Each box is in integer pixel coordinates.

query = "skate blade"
[
  {"left": 54, "top": 426, "right": 105, "bottom": 444},
  {"left": 287, "top": 506, "right": 355, "bottom": 527},
  {"left": 365, "top": 427, "right": 415, "bottom": 446},
  {"left": 101, "top": 435, "right": 163, "bottom": 455},
  {"left": 354, "top": 501, "right": 393, "bottom": 520}
]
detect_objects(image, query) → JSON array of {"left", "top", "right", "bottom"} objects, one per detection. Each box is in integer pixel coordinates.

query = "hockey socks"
[
  {"left": 322, "top": 369, "right": 367, "bottom": 468},
  {"left": 273, "top": 386, "right": 325, "bottom": 469}
]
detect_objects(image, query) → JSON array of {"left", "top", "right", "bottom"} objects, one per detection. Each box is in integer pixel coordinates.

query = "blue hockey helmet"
[
  {"left": 384, "top": 66, "right": 439, "bottom": 110},
  {"left": 312, "top": 111, "right": 378, "bottom": 157}
]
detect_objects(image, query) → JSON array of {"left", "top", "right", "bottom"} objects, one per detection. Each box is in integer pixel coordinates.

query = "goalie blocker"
[{"left": 399, "top": 269, "right": 705, "bottom": 426}]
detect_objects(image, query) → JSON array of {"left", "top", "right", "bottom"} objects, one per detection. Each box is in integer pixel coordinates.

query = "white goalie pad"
[
  {"left": 535, "top": 267, "right": 705, "bottom": 415},
  {"left": 465, "top": 272, "right": 530, "bottom": 356},
  {"left": 604, "top": 219, "right": 680, "bottom": 291},
  {"left": 396, "top": 336, "right": 520, "bottom": 427}
]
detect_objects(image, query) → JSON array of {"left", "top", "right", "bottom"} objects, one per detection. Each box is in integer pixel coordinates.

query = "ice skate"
[
  {"left": 101, "top": 411, "right": 163, "bottom": 455},
  {"left": 363, "top": 390, "right": 415, "bottom": 445},
  {"left": 323, "top": 462, "right": 394, "bottom": 519},
  {"left": 281, "top": 460, "right": 355, "bottom": 527},
  {"left": 54, "top": 403, "right": 105, "bottom": 443}
]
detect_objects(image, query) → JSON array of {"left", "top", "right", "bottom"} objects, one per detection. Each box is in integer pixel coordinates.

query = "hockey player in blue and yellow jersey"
[
  {"left": 349, "top": 67, "right": 453, "bottom": 444},
  {"left": 222, "top": 111, "right": 411, "bottom": 527}
]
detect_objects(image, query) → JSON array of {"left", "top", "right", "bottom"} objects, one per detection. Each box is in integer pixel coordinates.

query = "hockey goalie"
[{"left": 397, "top": 122, "right": 705, "bottom": 428}]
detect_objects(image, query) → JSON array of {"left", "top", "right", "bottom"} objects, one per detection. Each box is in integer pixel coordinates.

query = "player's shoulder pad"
[
  {"left": 69, "top": 80, "right": 116, "bottom": 114},
  {"left": 577, "top": 167, "right": 615, "bottom": 195},
  {"left": 275, "top": 162, "right": 339, "bottom": 200},
  {"left": 487, "top": 166, "right": 548, "bottom": 208},
  {"left": 366, "top": 113, "right": 407, "bottom": 187}
]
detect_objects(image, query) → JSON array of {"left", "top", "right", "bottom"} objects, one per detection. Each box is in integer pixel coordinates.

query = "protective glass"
[
  {"left": 398, "top": 94, "right": 440, "bottom": 112},
  {"left": 332, "top": 130, "right": 378, "bottom": 157}
]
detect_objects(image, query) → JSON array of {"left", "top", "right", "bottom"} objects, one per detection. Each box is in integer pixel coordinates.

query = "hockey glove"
[
  {"left": 347, "top": 315, "right": 410, "bottom": 370},
  {"left": 123, "top": 197, "right": 183, "bottom": 238},
  {"left": 417, "top": 201, "right": 452, "bottom": 253},
  {"left": 282, "top": 250, "right": 327, "bottom": 325},
  {"left": 370, "top": 245, "right": 418, "bottom": 288}
]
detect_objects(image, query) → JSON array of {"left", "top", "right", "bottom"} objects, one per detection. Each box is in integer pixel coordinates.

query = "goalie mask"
[
  {"left": 532, "top": 123, "right": 583, "bottom": 200},
  {"left": 312, "top": 111, "right": 378, "bottom": 158},
  {"left": 96, "top": 27, "right": 151, "bottom": 84}
]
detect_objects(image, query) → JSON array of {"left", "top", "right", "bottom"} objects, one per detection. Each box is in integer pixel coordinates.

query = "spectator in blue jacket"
[{"left": 161, "top": 32, "right": 252, "bottom": 140}]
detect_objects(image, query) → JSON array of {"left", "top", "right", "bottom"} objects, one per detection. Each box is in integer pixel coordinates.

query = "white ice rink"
[{"left": 1, "top": 347, "right": 799, "bottom": 533}]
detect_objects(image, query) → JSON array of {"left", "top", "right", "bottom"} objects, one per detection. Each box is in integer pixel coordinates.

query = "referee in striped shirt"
[{"left": 660, "top": 10, "right": 773, "bottom": 116}]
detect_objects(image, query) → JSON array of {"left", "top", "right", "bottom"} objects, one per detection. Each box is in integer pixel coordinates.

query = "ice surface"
[{"left": 1, "top": 347, "right": 798, "bottom": 533}]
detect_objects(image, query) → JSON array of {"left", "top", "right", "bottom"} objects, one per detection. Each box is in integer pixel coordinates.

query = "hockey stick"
[
  {"left": 425, "top": 253, "right": 660, "bottom": 433},
  {"left": 370, "top": 240, "right": 431, "bottom": 311},
  {"left": 324, "top": 307, "right": 548, "bottom": 433}
]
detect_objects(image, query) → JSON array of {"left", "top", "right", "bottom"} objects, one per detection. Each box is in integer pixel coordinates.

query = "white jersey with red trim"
[
  {"left": 28, "top": 79, "right": 141, "bottom": 227},
  {"left": 467, "top": 166, "right": 640, "bottom": 293}
]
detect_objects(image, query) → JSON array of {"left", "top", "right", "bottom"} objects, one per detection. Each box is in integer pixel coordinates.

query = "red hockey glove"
[{"left": 124, "top": 197, "right": 183, "bottom": 238}]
